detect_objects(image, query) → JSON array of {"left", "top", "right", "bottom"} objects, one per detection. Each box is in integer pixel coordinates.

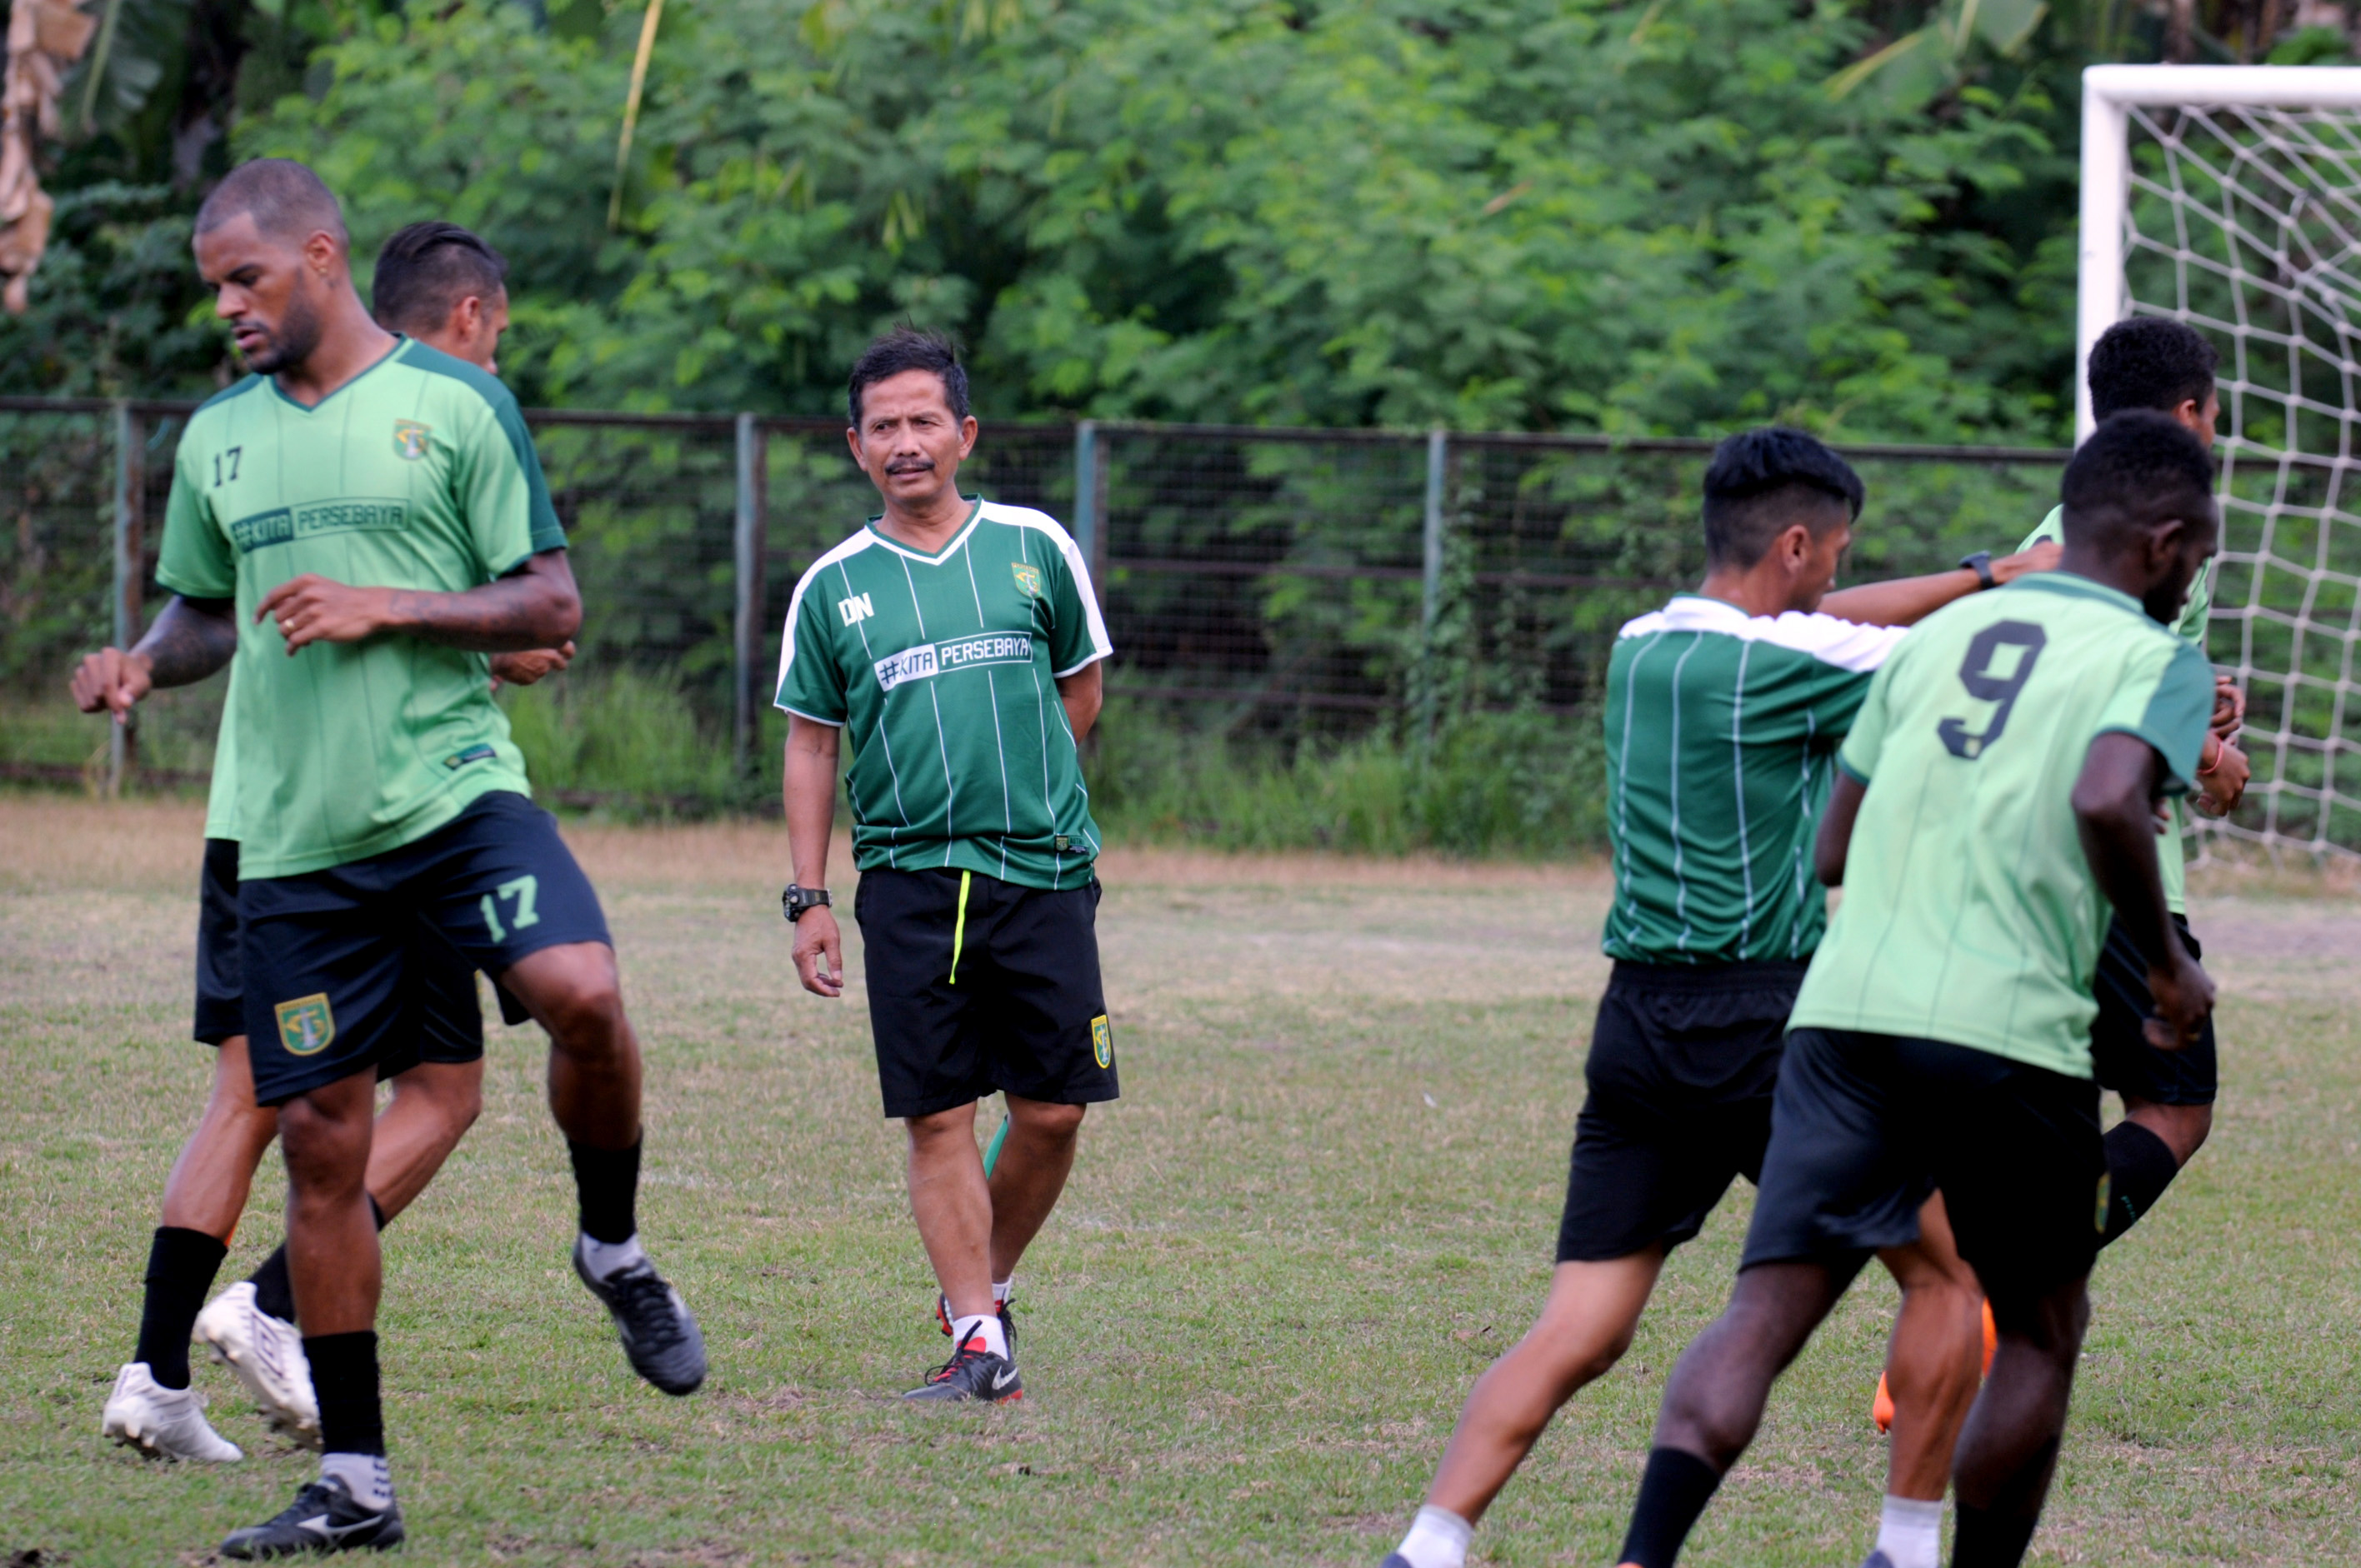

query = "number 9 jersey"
[{"left": 1788, "top": 572, "right": 2215, "bottom": 1081}]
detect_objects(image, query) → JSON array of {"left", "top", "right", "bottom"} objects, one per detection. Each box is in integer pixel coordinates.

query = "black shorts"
[
  {"left": 854, "top": 866, "right": 1117, "bottom": 1120},
  {"left": 2090, "top": 914, "right": 2217, "bottom": 1106},
  {"left": 194, "top": 837, "right": 483, "bottom": 1077},
  {"left": 1554, "top": 961, "right": 1803, "bottom": 1263},
  {"left": 237, "top": 792, "right": 608, "bottom": 1106},
  {"left": 1742, "top": 1028, "right": 2106, "bottom": 1301}
]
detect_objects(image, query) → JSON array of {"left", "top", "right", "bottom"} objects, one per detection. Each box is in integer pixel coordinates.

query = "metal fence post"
[
  {"left": 1418, "top": 427, "right": 1448, "bottom": 749},
  {"left": 1072, "top": 420, "right": 1099, "bottom": 586},
  {"left": 731, "top": 412, "right": 768, "bottom": 778},
  {"left": 108, "top": 401, "right": 143, "bottom": 796}
]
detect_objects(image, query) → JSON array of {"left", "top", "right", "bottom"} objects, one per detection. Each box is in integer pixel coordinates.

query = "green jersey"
[
  {"left": 158, "top": 338, "right": 565, "bottom": 877},
  {"left": 1788, "top": 573, "right": 2215, "bottom": 1078},
  {"left": 773, "top": 498, "right": 1113, "bottom": 891},
  {"left": 2019, "top": 506, "right": 2211, "bottom": 912},
  {"left": 1603, "top": 596, "right": 1910, "bottom": 966}
]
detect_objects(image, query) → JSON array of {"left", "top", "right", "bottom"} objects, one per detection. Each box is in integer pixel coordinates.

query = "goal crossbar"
[{"left": 2078, "top": 66, "right": 2361, "bottom": 437}]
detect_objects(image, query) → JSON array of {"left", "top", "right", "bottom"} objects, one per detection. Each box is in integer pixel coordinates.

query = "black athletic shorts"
[
  {"left": 238, "top": 791, "right": 609, "bottom": 1106},
  {"left": 194, "top": 836, "right": 483, "bottom": 1076},
  {"left": 854, "top": 866, "right": 1117, "bottom": 1120},
  {"left": 1554, "top": 960, "right": 1804, "bottom": 1263},
  {"left": 1742, "top": 1028, "right": 2106, "bottom": 1301},
  {"left": 2090, "top": 914, "right": 2217, "bottom": 1106}
]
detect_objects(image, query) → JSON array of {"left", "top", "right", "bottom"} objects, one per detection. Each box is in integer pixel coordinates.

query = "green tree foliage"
[
  {"left": 218, "top": 0, "right": 2075, "bottom": 440},
  {"left": 0, "top": 0, "right": 396, "bottom": 393},
  {"left": 12, "top": 0, "right": 2340, "bottom": 433}
]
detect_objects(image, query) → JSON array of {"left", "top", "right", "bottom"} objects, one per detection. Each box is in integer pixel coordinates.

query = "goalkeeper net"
[{"left": 2086, "top": 67, "right": 2361, "bottom": 859}]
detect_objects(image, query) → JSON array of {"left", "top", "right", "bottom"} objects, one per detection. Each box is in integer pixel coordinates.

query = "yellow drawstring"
[{"left": 948, "top": 871, "right": 972, "bottom": 985}]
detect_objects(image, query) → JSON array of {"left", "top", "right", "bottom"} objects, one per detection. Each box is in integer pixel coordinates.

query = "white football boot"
[
  {"left": 195, "top": 1281, "right": 322, "bottom": 1446},
  {"left": 103, "top": 1362, "right": 243, "bottom": 1461}
]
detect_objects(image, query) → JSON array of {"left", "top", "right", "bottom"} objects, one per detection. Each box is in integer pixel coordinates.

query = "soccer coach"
[{"left": 777, "top": 327, "right": 1116, "bottom": 1404}]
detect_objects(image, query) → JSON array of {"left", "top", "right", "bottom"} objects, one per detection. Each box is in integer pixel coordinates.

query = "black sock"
[
  {"left": 2100, "top": 1121, "right": 2181, "bottom": 1246},
  {"left": 1616, "top": 1446, "right": 1724, "bottom": 1568},
  {"left": 305, "top": 1331, "right": 386, "bottom": 1456},
  {"left": 1953, "top": 1502, "right": 2042, "bottom": 1567},
  {"left": 251, "top": 1195, "right": 387, "bottom": 1326},
  {"left": 134, "top": 1227, "right": 228, "bottom": 1390},
  {"left": 568, "top": 1137, "right": 643, "bottom": 1245}
]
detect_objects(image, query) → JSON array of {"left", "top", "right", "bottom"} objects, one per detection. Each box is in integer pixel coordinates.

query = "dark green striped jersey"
[
  {"left": 159, "top": 338, "right": 566, "bottom": 877},
  {"left": 1790, "top": 574, "right": 2214, "bottom": 1078},
  {"left": 773, "top": 499, "right": 1113, "bottom": 890},
  {"left": 1603, "top": 595, "right": 1909, "bottom": 966},
  {"left": 2017, "top": 506, "right": 2212, "bottom": 913}
]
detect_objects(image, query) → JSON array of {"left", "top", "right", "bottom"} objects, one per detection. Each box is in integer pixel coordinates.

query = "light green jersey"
[
  {"left": 2018, "top": 505, "right": 2213, "bottom": 912},
  {"left": 158, "top": 338, "right": 565, "bottom": 877},
  {"left": 774, "top": 498, "right": 1113, "bottom": 891},
  {"left": 201, "top": 662, "right": 243, "bottom": 841},
  {"left": 1603, "top": 596, "right": 1909, "bottom": 965},
  {"left": 1789, "top": 574, "right": 2215, "bottom": 1078}
]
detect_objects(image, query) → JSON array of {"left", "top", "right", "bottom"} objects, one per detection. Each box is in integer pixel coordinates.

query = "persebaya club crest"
[
  {"left": 276, "top": 993, "right": 337, "bottom": 1056},
  {"left": 1011, "top": 562, "right": 1043, "bottom": 599},
  {"left": 393, "top": 420, "right": 433, "bottom": 461},
  {"left": 1091, "top": 1013, "right": 1113, "bottom": 1069}
]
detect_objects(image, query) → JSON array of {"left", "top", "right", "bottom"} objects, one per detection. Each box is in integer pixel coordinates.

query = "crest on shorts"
[
  {"left": 276, "top": 994, "right": 336, "bottom": 1057},
  {"left": 1091, "top": 1013, "right": 1113, "bottom": 1070},
  {"left": 393, "top": 420, "right": 433, "bottom": 461},
  {"left": 1011, "top": 562, "right": 1043, "bottom": 599}
]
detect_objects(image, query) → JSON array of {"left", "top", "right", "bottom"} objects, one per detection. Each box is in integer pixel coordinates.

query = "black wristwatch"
[
  {"left": 782, "top": 884, "right": 832, "bottom": 922},
  {"left": 1958, "top": 550, "right": 1998, "bottom": 591}
]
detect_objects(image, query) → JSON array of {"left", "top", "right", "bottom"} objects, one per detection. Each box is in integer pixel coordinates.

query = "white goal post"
[{"left": 2078, "top": 65, "right": 2361, "bottom": 858}]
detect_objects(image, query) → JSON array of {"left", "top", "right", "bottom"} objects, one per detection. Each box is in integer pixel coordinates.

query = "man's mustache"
[{"left": 885, "top": 457, "right": 936, "bottom": 475}]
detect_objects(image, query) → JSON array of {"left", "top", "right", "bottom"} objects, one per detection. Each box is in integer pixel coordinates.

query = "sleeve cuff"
[
  {"left": 1837, "top": 756, "right": 1873, "bottom": 786},
  {"left": 1051, "top": 648, "right": 1112, "bottom": 679},
  {"left": 775, "top": 702, "right": 845, "bottom": 726},
  {"left": 2098, "top": 723, "right": 2196, "bottom": 797},
  {"left": 154, "top": 567, "right": 233, "bottom": 602}
]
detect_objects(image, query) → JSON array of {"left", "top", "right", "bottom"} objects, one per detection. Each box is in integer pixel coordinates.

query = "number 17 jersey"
[{"left": 1788, "top": 572, "right": 2213, "bottom": 1080}]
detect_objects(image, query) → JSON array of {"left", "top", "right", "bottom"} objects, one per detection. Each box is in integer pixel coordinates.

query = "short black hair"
[
  {"left": 2059, "top": 410, "right": 2216, "bottom": 544},
  {"left": 848, "top": 327, "right": 969, "bottom": 427},
  {"left": 195, "top": 158, "right": 347, "bottom": 247},
  {"left": 371, "top": 222, "right": 509, "bottom": 336},
  {"left": 1699, "top": 426, "right": 1866, "bottom": 568},
  {"left": 2088, "top": 317, "right": 2218, "bottom": 420}
]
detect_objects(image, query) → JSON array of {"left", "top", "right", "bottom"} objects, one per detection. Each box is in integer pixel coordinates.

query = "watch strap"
[
  {"left": 1958, "top": 550, "right": 1998, "bottom": 591},
  {"left": 782, "top": 884, "right": 833, "bottom": 921}
]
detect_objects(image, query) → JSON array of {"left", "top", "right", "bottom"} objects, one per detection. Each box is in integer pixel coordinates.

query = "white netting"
[{"left": 2120, "top": 102, "right": 2361, "bottom": 858}]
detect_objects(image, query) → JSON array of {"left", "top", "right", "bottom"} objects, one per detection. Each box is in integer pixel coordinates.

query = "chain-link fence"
[{"left": 8, "top": 397, "right": 2341, "bottom": 854}]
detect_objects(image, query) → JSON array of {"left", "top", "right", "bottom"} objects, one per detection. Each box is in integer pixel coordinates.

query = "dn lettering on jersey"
[
  {"left": 839, "top": 592, "right": 875, "bottom": 627},
  {"left": 873, "top": 632, "right": 1034, "bottom": 693}
]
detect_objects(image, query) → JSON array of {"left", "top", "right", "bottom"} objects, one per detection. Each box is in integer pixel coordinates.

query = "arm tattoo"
[{"left": 134, "top": 597, "right": 238, "bottom": 688}]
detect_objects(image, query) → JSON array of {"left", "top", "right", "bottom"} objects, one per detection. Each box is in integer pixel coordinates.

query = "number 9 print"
[{"left": 1938, "top": 622, "right": 2048, "bottom": 761}]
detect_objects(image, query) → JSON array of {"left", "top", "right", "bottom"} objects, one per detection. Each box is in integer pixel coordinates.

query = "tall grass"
[
  {"left": 499, "top": 667, "right": 743, "bottom": 815},
  {"left": 498, "top": 680, "right": 1612, "bottom": 856},
  {"left": 1088, "top": 699, "right": 1608, "bottom": 857},
  {"left": 10, "top": 674, "right": 1611, "bottom": 857}
]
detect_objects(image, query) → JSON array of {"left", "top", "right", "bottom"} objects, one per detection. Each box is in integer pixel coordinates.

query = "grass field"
[{"left": 2, "top": 796, "right": 2357, "bottom": 1566}]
